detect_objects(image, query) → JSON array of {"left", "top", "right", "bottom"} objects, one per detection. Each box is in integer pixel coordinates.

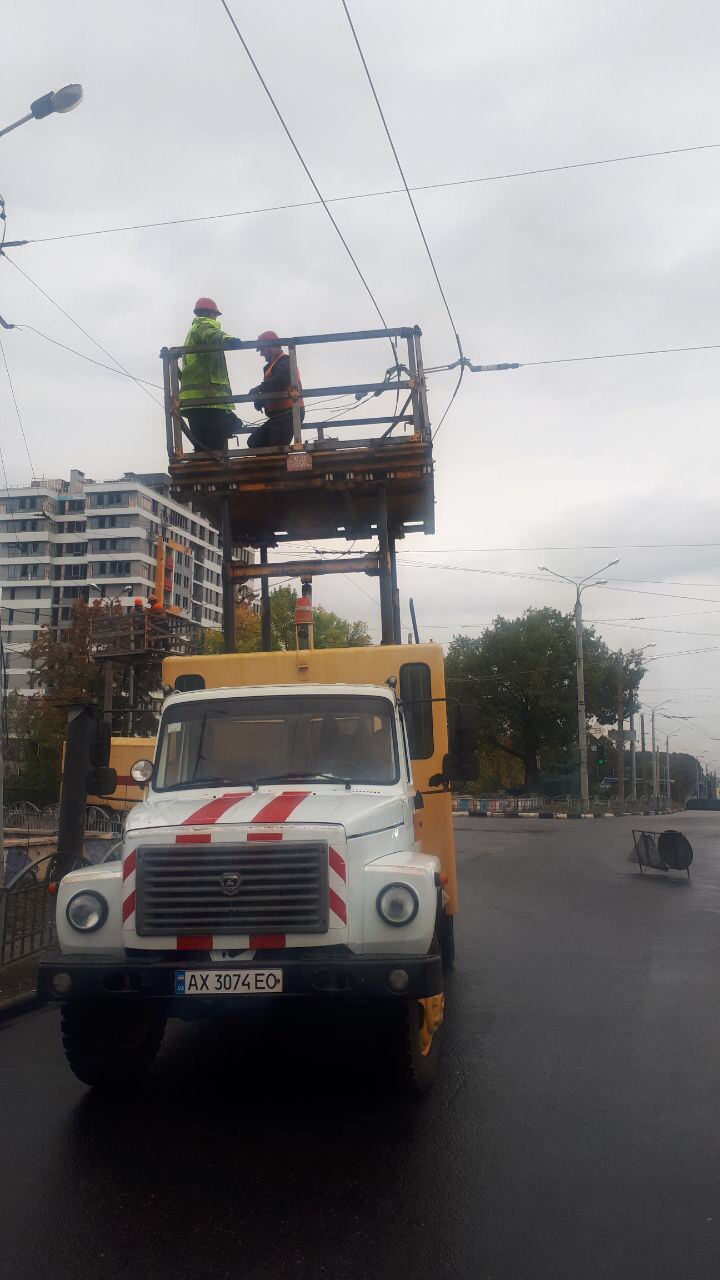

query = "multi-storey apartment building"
[{"left": 0, "top": 470, "right": 233, "bottom": 694}]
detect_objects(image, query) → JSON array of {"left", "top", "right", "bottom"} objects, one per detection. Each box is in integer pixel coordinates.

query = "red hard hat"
[
  {"left": 194, "top": 297, "right": 221, "bottom": 315},
  {"left": 257, "top": 329, "right": 280, "bottom": 349}
]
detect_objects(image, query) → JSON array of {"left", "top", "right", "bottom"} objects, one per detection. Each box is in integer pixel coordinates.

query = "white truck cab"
[{"left": 41, "top": 646, "right": 464, "bottom": 1092}]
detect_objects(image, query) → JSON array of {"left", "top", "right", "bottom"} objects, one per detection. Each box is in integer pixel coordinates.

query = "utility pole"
[
  {"left": 647, "top": 700, "right": 670, "bottom": 814},
  {"left": 616, "top": 651, "right": 625, "bottom": 809},
  {"left": 629, "top": 710, "right": 637, "bottom": 801},
  {"left": 666, "top": 735, "right": 672, "bottom": 808},
  {"left": 640, "top": 713, "right": 647, "bottom": 805},
  {"left": 538, "top": 558, "right": 620, "bottom": 812},
  {"left": 651, "top": 708, "right": 659, "bottom": 810},
  {"left": 575, "top": 588, "right": 590, "bottom": 809},
  {"left": 0, "top": 587, "right": 4, "bottom": 883}
]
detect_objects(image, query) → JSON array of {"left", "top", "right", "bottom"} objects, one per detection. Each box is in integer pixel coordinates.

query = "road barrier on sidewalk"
[{"left": 453, "top": 794, "right": 680, "bottom": 820}]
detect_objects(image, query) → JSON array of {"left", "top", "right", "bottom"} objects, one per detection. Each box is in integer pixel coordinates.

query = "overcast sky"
[{"left": 2, "top": 0, "right": 720, "bottom": 764}]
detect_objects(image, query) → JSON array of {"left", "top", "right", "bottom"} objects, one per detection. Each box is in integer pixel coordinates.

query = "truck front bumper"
[{"left": 37, "top": 951, "right": 443, "bottom": 1010}]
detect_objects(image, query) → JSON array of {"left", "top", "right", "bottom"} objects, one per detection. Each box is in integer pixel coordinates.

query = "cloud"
[{"left": 2, "top": 0, "right": 720, "bottom": 759}]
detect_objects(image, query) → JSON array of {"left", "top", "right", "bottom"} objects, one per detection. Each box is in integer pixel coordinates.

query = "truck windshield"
[{"left": 154, "top": 694, "right": 399, "bottom": 791}]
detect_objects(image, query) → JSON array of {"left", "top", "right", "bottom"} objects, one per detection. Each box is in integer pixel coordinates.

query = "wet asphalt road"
[{"left": 2, "top": 813, "right": 720, "bottom": 1280}]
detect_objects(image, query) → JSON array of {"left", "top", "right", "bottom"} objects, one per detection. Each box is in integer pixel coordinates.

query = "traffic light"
[{"left": 597, "top": 742, "right": 606, "bottom": 769}]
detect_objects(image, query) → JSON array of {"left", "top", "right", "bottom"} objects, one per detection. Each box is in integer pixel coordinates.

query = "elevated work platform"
[
  {"left": 160, "top": 326, "right": 435, "bottom": 648},
  {"left": 169, "top": 434, "right": 433, "bottom": 546}
]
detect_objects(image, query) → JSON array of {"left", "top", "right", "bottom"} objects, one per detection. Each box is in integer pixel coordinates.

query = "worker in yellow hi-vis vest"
[{"left": 179, "top": 298, "right": 244, "bottom": 452}]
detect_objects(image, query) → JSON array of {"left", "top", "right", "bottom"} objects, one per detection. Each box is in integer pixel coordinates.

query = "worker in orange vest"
[
  {"left": 132, "top": 596, "right": 146, "bottom": 650},
  {"left": 247, "top": 330, "right": 304, "bottom": 448}
]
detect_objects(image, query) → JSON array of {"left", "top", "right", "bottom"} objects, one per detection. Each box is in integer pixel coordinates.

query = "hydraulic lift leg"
[
  {"left": 260, "top": 546, "right": 271, "bottom": 651},
  {"left": 377, "top": 489, "right": 394, "bottom": 645},
  {"left": 221, "top": 498, "right": 236, "bottom": 653},
  {"left": 389, "top": 537, "right": 402, "bottom": 645}
]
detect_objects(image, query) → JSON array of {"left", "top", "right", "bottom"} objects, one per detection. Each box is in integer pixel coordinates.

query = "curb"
[
  {"left": 0, "top": 989, "right": 43, "bottom": 1023},
  {"left": 457, "top": 811, "right": 622, "bottom": 820}
]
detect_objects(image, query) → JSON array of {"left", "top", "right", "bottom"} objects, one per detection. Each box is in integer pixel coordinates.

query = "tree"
[
  {"left": 28, "top": 599, "right": 104, "bottom": 706},
  {"left": 201, "top": 588, "right": 370, "bottom": 654},
  {"left": 446, "top": 607, "right": 646, "bottom": 790},
  {"left": 4, "top": 691, "right": 63, "bottom": 804},
  {"left": 267, "top": 585, "right": 371, "bottom": 651}
]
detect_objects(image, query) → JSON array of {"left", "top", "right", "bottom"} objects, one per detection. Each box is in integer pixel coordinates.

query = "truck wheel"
[
  {"left": 439, "top": 912, "right": 455, "bottom": 973},
  {"left": 60, "top": 1001, "right": 166, "bottom": 1088},
  {"left": 397, "top": 994, "right": 444, "bottom": 1093}
]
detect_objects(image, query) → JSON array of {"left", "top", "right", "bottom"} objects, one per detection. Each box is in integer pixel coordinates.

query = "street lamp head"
[
  {"left": 608, "top": 558, "right": 620, "bottom": 568},
  {"left": 538, "top": 565, "right": 548, "bottom": 573},
  {"left": 30, "top": 84, "right": 83, "bottom": 121},
  {"left": 50, "top": 84, "right": 83, "bottom": 113}
]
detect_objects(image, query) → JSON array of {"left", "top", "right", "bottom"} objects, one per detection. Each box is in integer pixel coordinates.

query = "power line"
[
  {"left": 648, "top": 645, "right": 720, "bottom": 660},
  {"left": 589, "top": 610, "right": 720, "bottom": 621},
  {"left": 340, "top": 0, "right": 463, "bottom": 362},
  {"left": 16, "top": 142, "right": 720, "bottom": 247},
  {"left": 397, "top": 542, "right": 720, "bottom": 552},
  {"left": 522, "top": 342, "right": 720, "bottom": 368},
  {"left": 1, "top": 254, "right": 162, "bottom": 407},
  {"left": 397, "top": 557, "right": 720, "bottom": 604},
  {"left": 217, "top": 0, "right": 393, "bottom": 344},
  {"left": 17, "top": 325, "right": 163, "bottom": 388},
  {"left": 592, "top": 621, "right": 720, "bottom": 638},
  {"left": 0, "top": 334, "right": 35, "bottom": 479},
  {"left": 432, "top": 366, "right": 465, "bottom": 442}
]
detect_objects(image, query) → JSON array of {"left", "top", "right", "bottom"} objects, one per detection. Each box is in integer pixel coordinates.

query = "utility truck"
[{"left": 39, "top": 642, "right": 471, "bottom": 1091}]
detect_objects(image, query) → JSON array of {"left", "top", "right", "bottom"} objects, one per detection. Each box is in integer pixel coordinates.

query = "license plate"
[{"left": 175, "top": 969, "right": 283, "bottom": 995}]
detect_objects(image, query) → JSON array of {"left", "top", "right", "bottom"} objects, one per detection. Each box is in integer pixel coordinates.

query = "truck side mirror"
[
  {"left": 428, "top": 753, "right": 460, "bottom": 787},
  {"left": 447, "top": 702, "right": 479, "bottom": 782},
  {"left": 87, "top": 766, "right": 117, "bottom": 796}
]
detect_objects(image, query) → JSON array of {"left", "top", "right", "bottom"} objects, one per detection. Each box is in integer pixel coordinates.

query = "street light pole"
[
  {"left": 616, "top": 650, "right": 625, "bottom": 810},
  {"left": 0, "top": 85, "right": 83, "bottom": 140},
  {"left": 539, "top": 558, "right": 620, "bottom": 812},
  {"left": 574, "top": 585, "right": 589, "bottom": 810}
]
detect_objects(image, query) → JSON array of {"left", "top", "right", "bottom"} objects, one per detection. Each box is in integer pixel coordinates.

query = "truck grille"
[{"left": 135, "top": 843, "right": 329, "bottom": 936}]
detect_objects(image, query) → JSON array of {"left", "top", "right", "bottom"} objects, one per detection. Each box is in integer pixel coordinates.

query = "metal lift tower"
[{"left": 160, "top": 326, "right": 435, "bottom": 651}]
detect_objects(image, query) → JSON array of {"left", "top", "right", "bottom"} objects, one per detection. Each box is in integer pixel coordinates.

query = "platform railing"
[
  {"left": 88, "top": 612, "right": 202, "bottom": 661},
  {"left": 160, "top": 325, "right": 430, "bottom": 461}
]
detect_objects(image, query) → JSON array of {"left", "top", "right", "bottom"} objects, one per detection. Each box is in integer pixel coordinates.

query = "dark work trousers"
[
  {"left": 185, "top": 408, "right": 242, "bottom": 452},
  {"left": 247, "top": 409, "right": 304, "bottom": 449}
]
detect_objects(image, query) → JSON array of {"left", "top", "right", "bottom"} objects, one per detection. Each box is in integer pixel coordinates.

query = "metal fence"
[
  {"left": 452, "top": 794, "right": 677, "bottom": 817},
  {"left": 0, "top": 806, "right": 125, "bottom": 966},
  {"left": 0, "top": 852, "right": 57, "bottom": 966}
]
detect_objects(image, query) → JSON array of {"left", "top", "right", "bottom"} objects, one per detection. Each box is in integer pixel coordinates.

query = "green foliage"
[
  {"left": 199, "top": 588, "right": 370, "bottom": 654},
  {"left": 4, "top": 690, "right": 64, "bottom": 802},
  {"left": 267, "top": 586, "right": 371, "bottom": 651},
  {"left": 446, "top": 607, "right": 647, "bottom": 789}
]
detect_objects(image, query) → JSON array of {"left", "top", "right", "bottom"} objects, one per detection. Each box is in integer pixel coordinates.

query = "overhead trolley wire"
[
  {"left": 16, "top": 325, "right": 163, "bottom": 388},
  {"left": 0, "top": 334, "right": 36, "bottom": 479},
  {"left": 340, "top": 0, "right": 463, "bottom": 358},
  {"left": 218, "top": 0, "right": 394, "bottom": 346},
  {"left": 339, "top": 0, "right": 465, "bottom": 441},
  {"left": 14, "top": 142, "right": 720, "bottom": 247},
  {"left": 522, "top": 342, "right": 720, "bottom": 368},
  {"left": 1, "top": 254, "right": 163, "bottom": 407}
]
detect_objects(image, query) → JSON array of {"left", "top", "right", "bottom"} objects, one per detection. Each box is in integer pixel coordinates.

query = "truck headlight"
[
  {"left": 376, "top": 883, "right": 419, "bottom": 927},
  {"left": 66, "top": 891, "right": 108, "bottom": 932}
]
